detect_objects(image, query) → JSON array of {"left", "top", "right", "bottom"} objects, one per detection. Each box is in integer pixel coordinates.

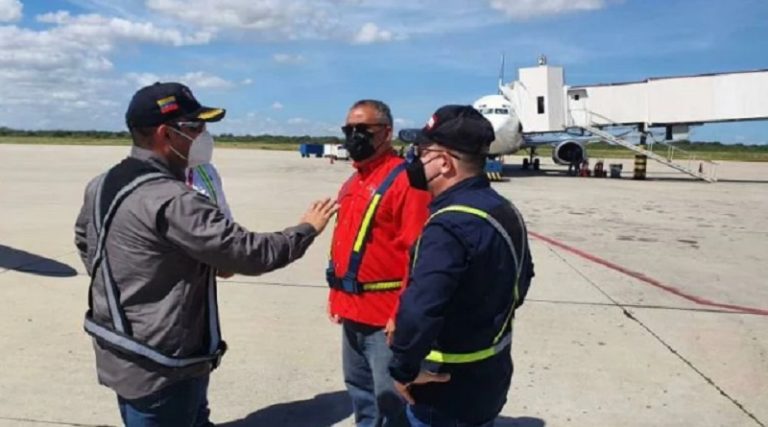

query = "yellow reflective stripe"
[
  {"left": 426, "top": 332, "right": 512, "bottom": 364},
  {"left": 493, "top": 284, "right": 517, "bottom": 344},
  {"left": 430, "top": 205, "right": 488, "bottom": 221},
  {"left": 416, "top": 204, "right": 522, "bottom": 362},
  {"left": 197, "top": 108, "right": 224, "bottom": 120},
  {"left": 411, "top": 236, "right": 423, "bottom": 269},
  {"left": 362, "top": 281, "right": 402, "bottom": 291},
  {"left": 412, "top": 205, "right": 487, "bottom": 268},
  {"left": 426, "top": 348, "right": 495, "bottom": 364},
  {"left": 353, "top": 194, "right": 382, "bottom": 252}
]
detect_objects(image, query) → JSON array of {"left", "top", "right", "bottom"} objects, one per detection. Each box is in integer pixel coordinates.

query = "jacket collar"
[
  {"left": 129, "top": 146, "right": 180, "bottom": 179},
  {"left": 354, "top": 150, "right": 398, "bottom": 177},
  {"left": 430, "top": 175, "right": 490, "bottom": 213}
]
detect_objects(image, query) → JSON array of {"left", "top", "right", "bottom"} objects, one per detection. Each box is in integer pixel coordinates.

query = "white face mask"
[
  {"left": 169, "top": 127, "right": 214, "bottom": 167},
  {"left": 187, "top": 130, "right": 215, "bottom": 167}
]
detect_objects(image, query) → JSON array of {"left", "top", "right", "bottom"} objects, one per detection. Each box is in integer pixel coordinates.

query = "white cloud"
[
  {"left": 271, "top": 101, "right": 284, "bottom": 110},
  {"left": 242, "top": 78, "right": 253, "bottom": 85},
  {"left": 216, "top": 112, "right": 338, "bottom": 136},
  {"left": 36, "top": 11, "right": 213, "bottom": 46},
  {"left": 0, "top": 0, "right": 22, "bottom": 22},
  {"left": 145, "top": 0, "right": 405, "bottom": 44},
  {"left": 0, "top": 9, "right": 221, "bottom": 130},
  {"left": 180, "top": 72, "right": 235, "bottom": 89},
  {"left": 272, "top": 53, "right": 306, "bottom": 65},
  {"left": 488, "top": 0, "right": 609, "bottom": 19},
  {"left": 352, "top": 22, "right": 394, "bottom": 44},
  {"left": 126, "top": 71, "right": 235, "bottom": 89},
  {"left": 145, "top": 0, "right": 330, "bottom": 38}
]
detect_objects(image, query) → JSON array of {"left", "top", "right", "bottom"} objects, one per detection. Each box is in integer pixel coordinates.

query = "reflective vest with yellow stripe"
[
  {"left": 413, "top": 204, "right": 528, "bottom": 365},
  {"left": 326, "top": 163, "right": 407, "bottom": 294}
]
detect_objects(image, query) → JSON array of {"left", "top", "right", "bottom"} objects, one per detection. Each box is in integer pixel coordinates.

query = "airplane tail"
[{"left": 497, "top": 53, "right": 505, "bottom": 94}]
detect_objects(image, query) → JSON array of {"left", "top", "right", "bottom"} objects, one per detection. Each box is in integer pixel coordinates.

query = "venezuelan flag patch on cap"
[{"left": 157, "top": 96, "right": 179, "bottom": 114}]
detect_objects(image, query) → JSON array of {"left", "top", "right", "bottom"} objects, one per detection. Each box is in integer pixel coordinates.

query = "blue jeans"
[
  {"left": 342, "top": 320, "right": 408, "bottom": 427},
  {"left": 117, "top": 374, "right": 213, "bottom": 427},
  {"left": 407, "top": 405, "right": 495, "bottom": 427}
]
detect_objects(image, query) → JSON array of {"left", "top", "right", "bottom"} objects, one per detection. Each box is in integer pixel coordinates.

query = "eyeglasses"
[
  {"left": 412, "top": 144, "right": 461, "bottom": 160},
  {"left": 341, "top": 123, "right": 388, "bottom": 136}
]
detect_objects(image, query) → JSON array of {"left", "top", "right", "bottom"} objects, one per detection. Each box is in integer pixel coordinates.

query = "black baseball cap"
[
  {"left": 125, "top": 82, "right": 226, "bottom": 128},
  {"left": 399, "top": 105, "right": 495, "bottom": 155}
]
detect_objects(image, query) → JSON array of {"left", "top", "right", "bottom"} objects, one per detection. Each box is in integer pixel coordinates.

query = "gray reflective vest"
[{"left": 83, "top": 158, "right": 226, "bottom": 369}]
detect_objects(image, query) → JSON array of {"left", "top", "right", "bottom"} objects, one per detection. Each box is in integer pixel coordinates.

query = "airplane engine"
[{"left": 552, "top": 140, "right": 586, "bottom": 165}]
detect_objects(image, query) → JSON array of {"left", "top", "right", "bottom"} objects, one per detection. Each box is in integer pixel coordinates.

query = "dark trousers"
[
  {"left": 342, "top": 320, "right": 409, "bottom": 427},
  {"left": 407, "top": 405, "right": 495, "bottom": 427},
  {"left": 117, "top": 374, "right": 213, "bottom": 427}
]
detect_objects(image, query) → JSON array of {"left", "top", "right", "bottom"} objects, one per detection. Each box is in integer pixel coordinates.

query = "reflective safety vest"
[
  {"left": 326, "top": 162, "right": 407, "bottom": 294},
  {"left": 83, "top": 158, "right": 226, "bottom": 369},
  {"left": 415, "top": 204, "right": 528, "bottom": 364}
]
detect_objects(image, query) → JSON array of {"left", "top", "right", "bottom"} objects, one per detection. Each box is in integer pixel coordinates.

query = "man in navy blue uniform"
[{"left": 389, "top": 105, "right": 535, "bottom": 427}]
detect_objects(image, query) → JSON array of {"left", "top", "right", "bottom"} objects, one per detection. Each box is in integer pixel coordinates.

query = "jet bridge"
[{"left": 502, "top": 63, "right": 768, "bottom": 181}]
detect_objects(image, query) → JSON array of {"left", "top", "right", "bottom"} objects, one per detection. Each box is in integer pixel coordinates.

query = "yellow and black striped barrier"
[
  {"left": 633, "top": 154, "right": 647, "bottom": 180},
  {"left": 486, "top": 172, "right": 504, "bottom": 181}
]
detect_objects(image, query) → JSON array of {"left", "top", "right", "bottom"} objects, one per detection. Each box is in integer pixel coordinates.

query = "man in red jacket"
[{"left": 327, "top": 99, "right": 431, "bottom": 427}]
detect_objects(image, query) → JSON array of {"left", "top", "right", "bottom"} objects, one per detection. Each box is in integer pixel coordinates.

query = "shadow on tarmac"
[
  {"left": 218, "top": 391, "right": 352, "bottom": 427},
  {"left": 497, "top": 416, "right": 547, "bottom": 426},
  {"left": 217, "top": 389, "right": 545, "bottom": 427},
  {"left": 0, "top": 244, "right": 78, "bottom": 277}
]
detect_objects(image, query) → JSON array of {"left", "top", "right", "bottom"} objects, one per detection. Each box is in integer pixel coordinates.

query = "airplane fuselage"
[{"left": 473, "top": 94, "right": 524, "bottom": 156}]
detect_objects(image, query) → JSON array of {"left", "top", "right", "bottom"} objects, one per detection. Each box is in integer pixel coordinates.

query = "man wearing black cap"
[
  {"left": 74, "top": 82, "right": 338, "bottom": 426},
  {"left": 388, "top": 105, "right": 535, "bottom": 426}
]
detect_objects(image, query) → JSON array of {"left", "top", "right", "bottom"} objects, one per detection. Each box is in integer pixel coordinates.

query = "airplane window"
[{"left": 495, "top": 109, "right": 508, "bottom": 114}]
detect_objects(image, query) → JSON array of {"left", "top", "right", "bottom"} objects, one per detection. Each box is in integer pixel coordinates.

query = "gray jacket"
[{"left": 75, "top": 147, "right": 317, "bottom": 399}]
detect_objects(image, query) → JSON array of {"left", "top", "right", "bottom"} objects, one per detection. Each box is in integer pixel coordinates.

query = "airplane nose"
[{"left": 488, "top": 116, "right": 510, "bottom": 133}]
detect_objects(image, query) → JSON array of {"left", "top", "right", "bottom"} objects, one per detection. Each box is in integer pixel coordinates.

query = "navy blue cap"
[
  {"left": 125, "top": 82, "right": 225, "bottom": 128},
  {"left": 399, "top": 105, "right": 494, "bottom": 155}
]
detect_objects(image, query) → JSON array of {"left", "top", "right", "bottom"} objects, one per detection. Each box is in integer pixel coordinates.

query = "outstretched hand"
[{"left": 301, "top": 198, "right": 339, "bottom": 234}]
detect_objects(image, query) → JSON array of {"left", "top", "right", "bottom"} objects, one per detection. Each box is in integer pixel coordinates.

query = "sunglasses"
[
  {"left": 341, "top": 123, "right": 388, "bottom": 136},
  {"left": 167, "top": 121, "right": 206, "bottom": 132}
]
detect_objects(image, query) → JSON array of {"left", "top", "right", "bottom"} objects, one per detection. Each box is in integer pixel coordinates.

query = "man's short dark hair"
[
  {"left": 460, "top": 152, "right": 487, "bottom": 174},
  {"left": 129, "top": 126, "right": 157, "bottom": 148},
  {"left": 351, "top": 99, "right": 392, "bottom": 126}
]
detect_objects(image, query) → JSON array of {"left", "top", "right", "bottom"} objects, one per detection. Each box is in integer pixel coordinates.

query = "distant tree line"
[
  {"left": 0, "top": 127, "right": 342, "bottom": 145},
  {"left": 0, "top": 127, "right": 131, "bottom": 139},
  {"left": 1, "top": 127, "right": 765, "bottom": 150}
]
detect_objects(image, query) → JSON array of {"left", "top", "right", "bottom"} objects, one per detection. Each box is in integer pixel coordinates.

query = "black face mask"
[
  {"left": 344, "top": 129, "right": 377, "bottom": 162},
  {"left": 406, "top": 156, "right": 438, "bottom": 191}
]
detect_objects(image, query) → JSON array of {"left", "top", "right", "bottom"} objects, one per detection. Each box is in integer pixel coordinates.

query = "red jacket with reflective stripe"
[{"left": 329, "top": 151, "right": 431, "bottom": 327}]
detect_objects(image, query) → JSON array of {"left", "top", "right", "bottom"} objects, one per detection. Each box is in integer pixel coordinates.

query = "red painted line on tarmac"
[{"left": 529, "top": 231, "right": 768, "bottom": 316}]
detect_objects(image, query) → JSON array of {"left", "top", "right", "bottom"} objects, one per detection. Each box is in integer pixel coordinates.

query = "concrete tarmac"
[{"left": 0, "top": 145, "right": 766, "bottom": 427}]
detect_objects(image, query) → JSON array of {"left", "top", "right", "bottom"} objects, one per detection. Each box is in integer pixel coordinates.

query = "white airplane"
[
  {"left": 470, "top": 54, "right": 597, "bottom": 170},
  {"left": 473, "top": 89, "right": 592, "bottom": 170}
]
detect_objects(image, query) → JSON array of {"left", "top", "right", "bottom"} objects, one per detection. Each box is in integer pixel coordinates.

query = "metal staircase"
[
  {"left": 582, "top": 124, "right": 718, "bottom": 182},
  {"left": 578, "top": 123, "right": 719, "bottom": 183}
]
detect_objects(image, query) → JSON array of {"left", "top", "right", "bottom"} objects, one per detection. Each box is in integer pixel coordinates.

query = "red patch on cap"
[{"left": 157, "top": 96, "right": 179, "bottom": 114}]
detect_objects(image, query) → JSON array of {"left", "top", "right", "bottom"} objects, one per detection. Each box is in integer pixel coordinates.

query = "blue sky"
[{"left": 1, "top": 0, "right": 766, "bottom": 143}]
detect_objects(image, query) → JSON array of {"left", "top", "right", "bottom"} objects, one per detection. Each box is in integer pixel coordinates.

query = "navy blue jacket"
[{"left": 389, "top": 175, "right": 534, "bottom": 424}]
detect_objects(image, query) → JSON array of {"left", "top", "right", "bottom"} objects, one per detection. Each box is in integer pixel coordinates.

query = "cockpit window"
[{"left": 495, "top": 108, "right": 508, "bottom": 114}]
